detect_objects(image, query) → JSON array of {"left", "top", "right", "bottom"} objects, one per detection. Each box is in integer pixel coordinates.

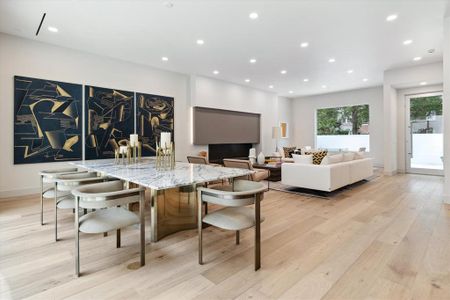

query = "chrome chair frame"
[
  {"left": 39, "top": 168, "right": 84, "bottom": 225},
  {"left": 197, "top": 180, "right": 265, "bottom": 271},
  {"left": 53, "top": 172, "right": 109, "bottom": 241},
  {"left": 72, "top": 181, "right": 146, "bottom": 277}
]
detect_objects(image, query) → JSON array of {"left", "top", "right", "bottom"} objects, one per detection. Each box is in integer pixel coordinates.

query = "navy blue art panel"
[
  {"left": 85, "top": 86, "right": 134, "bottom": 159},
  {"left": 136, "top": 92, "right": 174, "bottom": 156},
  {"left": 14, "top": 76, "right": 82, "bottom": 164}
]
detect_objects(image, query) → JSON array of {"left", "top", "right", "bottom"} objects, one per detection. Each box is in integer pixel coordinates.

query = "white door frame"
[{"left": 405, "top": 91, "right": 444, "bottom": 176}]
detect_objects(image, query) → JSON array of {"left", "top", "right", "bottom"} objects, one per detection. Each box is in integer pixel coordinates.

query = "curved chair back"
[
  {"left": 223, "top": 159, "right": 253, "bottom": 170},
  {"left": 40, "top": 167, "right": 81, "bottom": 183},
  {"left": 72, "top": 180, "right": 145, "bottom": 209},
  {"left": 55, "top": 172, "right": 102, "bottom": 191},
  {"left": 197, "top": 180, "right": 265, "bottom": 207},
  {"left": 187, "top": 156, "right": 208, "bottom": 164}
]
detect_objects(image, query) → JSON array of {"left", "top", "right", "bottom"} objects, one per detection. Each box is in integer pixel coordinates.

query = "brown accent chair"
[
  {"left": 187, "top": 156, "right": 208, "bottom": 164},
  {"left": 223, "top": 159, "right": 269, "bottom": 182}
]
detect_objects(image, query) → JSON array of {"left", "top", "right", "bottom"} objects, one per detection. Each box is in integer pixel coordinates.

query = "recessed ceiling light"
[
  {"left": 161, "top": 56, "right": 168, "bottom": 61},
  {"left": 420, "top": 81, "right": 427, "bottom": 85},
  {"left": 403, "top": 39, "right": 413, "bottom": 45},
  {"left": 196, "top": 39, "right": 204, "bottom": 45},
  {"left": 347, "top": 69, "right": 354, "bottom": 74},
  {"left": 303, "top": 78, "right": 309, "bottom": 82},
  {"left": 245, "top": 79, "right": 251, "bottom": 83},
  {"left": 363, "top": 78, "right": 368, "bottom": 82},
  {"left": 249, "top": 12, "right": 259, "bottom": 20},
  {"left": 386, "top": 14, "right": 398, "bottom": 22},
  {"left": 300, "top": 42, "right": 309, "bottom": 48},
  {"left": 288, "top": 91, "right": 294, "bottom": 94},
  {"left": 212, "top": 70, "right": 219, "bottom": 75},
  {"left": 321, "top": 85, "right": 327, "bottom": 88},
  {"left": 249, "top": 58, "right": 257, "bottom": 64},
  {"left": 47, "top": 26, "right": 58, "bottom": 33},
  {"left": 280, "top": 70, "right": 287, "bottom": 74},
  {"left": 413, "top": 56, "right": 422, "bottom": 61},
  {"left": 328, "top": 58, "right": 336, "bottom": 63},
  {"left": 268, "top": 85, "right": 274, "bottom": 89}
]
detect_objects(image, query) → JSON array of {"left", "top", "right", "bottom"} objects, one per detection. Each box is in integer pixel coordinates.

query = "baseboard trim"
[
  {"left": 383, "top": 170, "right": 398, "bottom": 176},
  {"left": 0, "top": 187, "right": 40, "bottom": 200}
]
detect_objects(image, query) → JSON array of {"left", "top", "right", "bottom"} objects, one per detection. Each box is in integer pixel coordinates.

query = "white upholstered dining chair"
[
  {"left": 53, "top": 172, "right": 109, "bottom": 241},
  {"left": 39, "top": 167, "right": 85, "bottom": 225},
  {"left": 197, "top": 180, "right": 266, "bottom": 271},
  {"left": 71, "top": 180, "right": 146, "bottom": 277}
]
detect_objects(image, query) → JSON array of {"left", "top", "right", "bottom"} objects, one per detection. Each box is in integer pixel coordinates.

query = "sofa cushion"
[
  {"left": 343, "top": 152, "right": 355, "bottom": 161},
  {"left": 305, "top": 150, "right": 328, "bottom": 165},
  {"left": 321, "top": 153, "right": 344, "bottom": 165},
  {"left": 292, "top": 154, "right": 313, "bottom": 164},
  {"left": 283, "top": 146, "right": 297, "bottom": 158}
]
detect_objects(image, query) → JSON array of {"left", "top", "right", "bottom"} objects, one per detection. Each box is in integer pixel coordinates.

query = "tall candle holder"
[
  {"left": 156, "top": 140, "right": 175, "bottom": 171},
  {"left": 114, "top": 136, "right": 142, "bottom": 166}
]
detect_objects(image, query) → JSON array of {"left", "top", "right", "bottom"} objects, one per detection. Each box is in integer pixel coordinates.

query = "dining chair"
[
  {"left": 222, "top": 159, "right": 269, "bottom": 182},
  {"left": 197, "top": 180, "right": 266, "bottom": 271},
  {"left": 187, "top": 156, "right": 208, "bottom": 164},
  {"left": 71, "top": 180, "right": 146, "bottom": 277},
  {"left": 53, "top": 172, "right": 109, "bottom": 241},
  {"left": 39, "top": 167, "right": 84, "bottom": 225}
]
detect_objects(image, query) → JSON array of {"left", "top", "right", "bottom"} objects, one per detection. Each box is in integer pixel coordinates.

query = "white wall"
[
  {"left": 0, "top": 33, "right": 288, "bottom": 197},
  {"left": 444, "top": 14, "right": 450, "bottom": 202},
  {"left": 291, "top": 86, "right": 384, "bottom": 166},
  {"left": 188, "top": 76, "right": 292, "bottom": 156}
]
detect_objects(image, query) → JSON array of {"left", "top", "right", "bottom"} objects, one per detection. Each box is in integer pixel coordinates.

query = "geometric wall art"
[
  {"left": 14, "top": 76, "right": 83, "bottom": 164},
  {"left": 84, "top": 85, "right": 134, "bottom": 160},
  {"left": 136, "top": 92, "right": 174, "bottom": 156}
]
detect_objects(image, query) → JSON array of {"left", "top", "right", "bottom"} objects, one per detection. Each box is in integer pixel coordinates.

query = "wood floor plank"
[{"left": 1, "top": 173, "right": 449, "bottom": 300}]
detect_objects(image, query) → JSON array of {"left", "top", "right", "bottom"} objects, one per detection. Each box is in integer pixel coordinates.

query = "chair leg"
[
  {"left": 139, "top": 190, "right": 145, "bottom": 266},
  {"left": 116, "top": 229, "right": 121, "bottom": 248},
  {"left": 54, "top": 182, "right": 58, "bottom": 242},
  {"left": 40, "top": 176, "right": 44, "bottom": 225},
  {"left": 104, "top": 232, "right": 108, "bottom": 237},
  {"left": 255, "top": 194, "right": 261, "bottom": 271},
  {"left": 236, "top": 230, "right": 240, "bottom": 245},
  {"left": 198, "top": 190, "right": 203, "bottom": 265},
  {"left": 75, "top": 196, "right": 80, "bottom": 277}
]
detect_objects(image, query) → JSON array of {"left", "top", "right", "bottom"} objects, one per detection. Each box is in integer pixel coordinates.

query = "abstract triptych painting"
[
  {"left": 84, "top": 86, "right": 134, "bottom": 160},
  {"left": 14, "top": 76, "right": 82, "bottom": 164},
  {"left": 13, "top": 76, "right": 175, "bottom": 164},
  {"left": 136, "top": 92, "right": 174, "bottom": 156}
]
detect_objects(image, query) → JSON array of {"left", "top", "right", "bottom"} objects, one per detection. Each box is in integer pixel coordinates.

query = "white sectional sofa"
[{"left": 281, "top": 157, "right": 373, "bottom": 192}]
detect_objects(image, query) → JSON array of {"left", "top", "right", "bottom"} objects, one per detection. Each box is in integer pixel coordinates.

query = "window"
[{"left": 316, "top": 104, "right": 369, "bottom": 151}]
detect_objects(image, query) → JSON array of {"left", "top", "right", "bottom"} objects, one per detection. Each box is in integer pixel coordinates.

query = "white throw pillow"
[
  {"left": 343, "top": 152, "right": 355, "bottom": 161},
  {"left": 321, "top": 153, "right": 344, "bottom": 165},
  {"left": 353, "top": 151, "right": 366, "bottom": 159},
  {"left": 292, "top": 154, "right": 313, "bottom": 164}
]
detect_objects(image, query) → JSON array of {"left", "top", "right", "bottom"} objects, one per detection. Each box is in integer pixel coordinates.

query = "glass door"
[{"left": 406, "top": 92, "right": 443, "bottom": 175}]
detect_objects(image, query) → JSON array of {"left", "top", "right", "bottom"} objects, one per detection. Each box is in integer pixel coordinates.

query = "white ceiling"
[{"left": 0, "top": 0, "right": 447, "bottom": 97}]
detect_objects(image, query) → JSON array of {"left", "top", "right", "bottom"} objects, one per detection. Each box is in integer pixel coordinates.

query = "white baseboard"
[
  {"left": 383, "top": 169, "right": 398, "bottom": 176},
  {"left": 0, "top": 187, "right": 40, "bottom": 200}
]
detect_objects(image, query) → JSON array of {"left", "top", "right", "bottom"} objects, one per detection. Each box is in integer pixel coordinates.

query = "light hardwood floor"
[{"left": 1, "top": 173, "right": 450, "bottom": 300}]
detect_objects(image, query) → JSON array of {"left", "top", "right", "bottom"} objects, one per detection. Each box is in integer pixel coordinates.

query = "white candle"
[
  {"left": 130, "top": 134, "right": 138, "bottom": 147},
  {"left": 160, "top": 132, "right": 171, "bottom": 149},
  {"left": 120, "top": 146, "right": 127, "bottom": 154}
]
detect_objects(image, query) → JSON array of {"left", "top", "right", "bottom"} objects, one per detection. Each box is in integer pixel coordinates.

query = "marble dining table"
[{"left": 70, "top": 158, "right": 254, "bottom": 241}]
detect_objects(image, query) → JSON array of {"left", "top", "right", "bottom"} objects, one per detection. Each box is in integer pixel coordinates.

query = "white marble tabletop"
[{"left": 70, "top": 158, "right": 254, "bottom": 190}]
